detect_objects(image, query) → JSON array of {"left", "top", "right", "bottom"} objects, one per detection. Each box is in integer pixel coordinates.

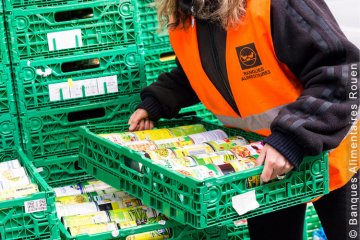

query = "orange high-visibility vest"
[{"left": 169, "top": 0, "right": 360, "bottom": 192}]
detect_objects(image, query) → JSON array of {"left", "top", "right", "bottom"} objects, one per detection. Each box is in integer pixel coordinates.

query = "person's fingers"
[
  {"left": 134, "top": 124, "right": 140, "bottom": 132},
  {"left": 138, "top": 119, "right": 145, "bottom": 131},
  {"left": 150, "top": 121, "right": 154, "bottom": 130},
  {"left": 144, "top": 118, "right": 151, "bottom": 130},
  {"left": 129, "top": 109, "right": 149, "bottom": 131},
  {"left": 128, "top": 112, "right": 136, "bottom": 125},
  {"left": 129, "top": 111, "right": 140, "bottom": 131},
  {"left": 255, "top": 145, "right": 267, "bottom": 167},
  {"left": 260, "top": 156, "right": 274, "bottom": 183}
]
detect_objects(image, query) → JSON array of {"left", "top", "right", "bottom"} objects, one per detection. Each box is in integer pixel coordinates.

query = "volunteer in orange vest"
[{"left": 128, "top": 0, "right": 360, "bottom": 239}]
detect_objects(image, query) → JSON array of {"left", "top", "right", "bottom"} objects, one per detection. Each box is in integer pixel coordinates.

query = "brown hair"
[{"left": 153, "top": 0, "right": 247, "bottom": 31}]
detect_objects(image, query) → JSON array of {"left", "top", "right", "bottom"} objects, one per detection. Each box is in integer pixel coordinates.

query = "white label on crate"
[
  {"left": 49, "top": 75, "right": 118, "bottom": 101},
  {"left": 158, "top": 220, "right": 166, "bottom": 225},
  {"left": 24, "top": 199, "right": 47, "bottom": 213},
  {"left": 232, "top": 191, "right": 259, "bottom": 216},
  {"left": 97, "top": 75, "right": 118, "bottom": 94},
  {"left": 36, "top": 167, "right": 43, "bottom": 173},
  {"left": 48, "top": 82, "right": 71, "bottom": 101},
  {"left": 47, "top": 29, "right": 83, "bottom": 51}
]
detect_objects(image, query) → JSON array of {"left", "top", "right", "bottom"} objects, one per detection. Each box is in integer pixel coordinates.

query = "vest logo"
[{"left": 236, "top": 43, "right": 262, "bottom": 70}]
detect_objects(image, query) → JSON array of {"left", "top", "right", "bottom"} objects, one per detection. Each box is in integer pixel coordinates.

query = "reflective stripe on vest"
[{"left": 214, "top": 104, "right": 288, "bottom": 131}]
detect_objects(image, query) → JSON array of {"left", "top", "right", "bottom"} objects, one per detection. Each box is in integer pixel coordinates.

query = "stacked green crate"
[
  {"left": 305, "top": 204, "right": 323, "bottom": 240},
  {"left": 0, "top": 2, "right": 21, "bottom": 152},
  {"left": 2, "top": 0, "right": 144, "bottom": 185},
  {"left": 0, "top": 148, "right": 60, "bottom": 239}
]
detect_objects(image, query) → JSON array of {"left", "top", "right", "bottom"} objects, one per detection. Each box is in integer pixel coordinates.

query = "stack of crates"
[
  {"left": 0, "top": 0, "right": 21, "bottom": 154},
  {"left": 2, "top": 0, "right": 147, "bottom": 186}
]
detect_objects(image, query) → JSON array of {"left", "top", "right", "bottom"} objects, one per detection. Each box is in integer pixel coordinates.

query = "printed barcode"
[
  {"left": 25, "top": 199, "right": 47, "bottom": 213},
  {"left": 187, "top": 149, "right": 207, "bottom": 155},
  {"left": 213, "top": 151, "right": 229, "bottom": 156}
]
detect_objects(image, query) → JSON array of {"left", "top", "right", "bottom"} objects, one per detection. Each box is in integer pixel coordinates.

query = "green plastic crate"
[
  {"left": 144, "top": 43, "right": 176, "bottom": 85},
  {"left": 3, "top": 0, "right": 95, "bottom": 9},
  {"left": 227, "top": 223, "right": 250, "bottom": 240},
  {"left": 13, "top": 46, "right": 145, "bottom": 113},
  {"left": 0, "top": 112, "right": 21, "bottom": 151},
  {"left": 78, "top": 116, "right": 330, "bottom": 229},
  {"left": 33, "top": 150, "right": 94, "bottom": 187},
  {"left": 6, "top": 0, "right": 138, "bottom": 60},
  {"left": 137, "top": 0, "right": 170, "bottom": 47},
  {"left": 0, "top": 64, "right": 17, "bottom": 114},
  {"left": 20, "top": 94, "right": 140, "bottom": 161},
  {"left": 0, "top": 15, "right": 11, "bottom": 65},
  {"left": 0, "top": 147, "right": 60, "bottom": 240},
  {"left": 179, "top": 103, "right": 222, "bottom": 125},
  {"left": 305, "top": 204, "right": 322, "bottom": 239},
  {"left": 58, "top": 218, "right": 229, "bottom": 240}
]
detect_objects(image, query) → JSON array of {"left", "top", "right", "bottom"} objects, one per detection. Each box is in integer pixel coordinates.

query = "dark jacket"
[{"left": 136, "top": 0, "right": 360, "bottom": 169}]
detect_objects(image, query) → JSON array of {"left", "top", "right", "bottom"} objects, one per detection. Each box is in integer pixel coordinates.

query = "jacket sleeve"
[
  {"left": 136, "top": 57, "right": 201, "bottom": 121},
  {"left": 264, "top": 0, "right": 360, "bottom": 170}
]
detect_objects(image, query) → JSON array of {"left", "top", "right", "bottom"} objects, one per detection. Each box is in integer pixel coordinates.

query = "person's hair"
[{"left": 154, "top": 0, "right": 247, "bottom": 31}]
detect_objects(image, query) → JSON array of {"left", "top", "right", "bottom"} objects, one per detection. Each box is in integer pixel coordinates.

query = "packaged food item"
[
  {"left": 62, "top": 211, "right": 110, "bottom": 229},
  {"left": 0, "top": 184, "right": 38, "bottom": 201},
  {"left": 154, "top": 136, "right": 193, "bottom": 149},
  {"left": 82, "top": 180, "right": 119, "bottom": 194},
  {"left": 212, "top": 163, "right": 240, "bottom": 175},
  {"left": 226, "top": 136, "right": 249, "bottom": 146},
  {"left": 244, "top": 142, "right": 264, "bottom": 155},
  {"left": 132, "top": 129, "right": 175, "bottom": 141},
  {"left": 168, "top": 124, "right": 207, "bottom": 137},
  {"left": 140, "top": 149, "right": 177, "bottom": 161},
  {"left": 0, "top": 167, "right": 27, "bottom": 181},
  {"left": 176, "top": 165, "right": 221, "bottom": 180},
  {"left": 206, "top": 139, "right": 239, "bottom": 152},
  {"left": 237, "top": 159, "right": 261, "bottom": 188},
  {"left": 55, "top": 194, "right": 91, "bottom": 206},
  {"left": 118, "top": 216, "right": 167, "bottom": 229},
  {"left": 120, "top": 140, "right": 158, "bottom": 151},
  {"left": 68, "top": 222, "right": 118, "bottom": 236},
  {"left": 56, "top": 202, "right": 99, "bottom": 219},
  {"left": 0, "top": 175, "right": 31, "bottom": 191},
  {"left": 0, "top": 160, "right": 21, "bottom": 172},
  {"left": 88, "top": 191, "right": 130, "bottom": 202},
  {"left": 192, "top": 151, "right": 238, "bottom": 165},
  {"left": 126, "top": 228, "right": 172, "bottom": 240},
  {"left": 188, "top": 130, "right": 228, "bottom": 144},
  {"left": 99, "top": 132, "right": 138, "bottom": 144},
  {"left": 96, "top": 197, "right": 143, "bottom": 211},
  {"left": 108, "top": 206, "right": 161, "bottom": 223},
  {"left": 54, "top": 184, "right": 85, "bottom": 197},
  {"left": 171, "top": 156, "right": 198, "bottom": 168},
  {"left": 172, "top": 144, "right": 214, "bottom": 157}
]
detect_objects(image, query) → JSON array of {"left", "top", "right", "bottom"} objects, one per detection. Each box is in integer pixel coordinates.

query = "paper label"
[
  {"left": 25, "top": 198, "right": 47, "bottom": 213},
  {"left": 37, "top": 167, "right": 43, "bottom": 173},
  {"left": 97, "top": 75, "right": 118, "bottom": 94},
  {"left": 47, "top": 29, "right": 83, "bottom": 51},
  {"left": 49, "top": 75, "right": 118, "bottom": 101},
  {"left": 232, "top": 190, "right": 259, "bottom": 216},
  {"left": 48, "top": 82, "right": 71, "bottom": 101}
]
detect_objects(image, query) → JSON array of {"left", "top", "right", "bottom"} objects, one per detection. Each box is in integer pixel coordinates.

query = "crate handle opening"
[
  {"left": 160, "top": 52, "right": 176, "bottom": 62},
  {"left": 55, "top": 8, "right": 94, "bottom": 22},
  {"left": 61, "top": 58, "right": 100, "bottom": 73},
  {"left": 68, "top": 108, "right": 106, "bottom": 122}
]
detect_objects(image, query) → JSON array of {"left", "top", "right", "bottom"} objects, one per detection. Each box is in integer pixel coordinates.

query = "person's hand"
[
  {"left": 254, "top": 144, "right": 294, "bottom": 182},
  {"left": 128, "top": 109, "right": 154, "bottom": 131}
]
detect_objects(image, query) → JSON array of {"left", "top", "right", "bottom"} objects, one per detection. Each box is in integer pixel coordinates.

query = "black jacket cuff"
[
  {"left": 263, "top": 128, "right": 307, "bottom": 170},
  {"left": 136, "top": 96, "right": 164, "bottom": 122}
]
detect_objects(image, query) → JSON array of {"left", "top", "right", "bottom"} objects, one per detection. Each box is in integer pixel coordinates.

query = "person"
[{"left": 128, "top": 0, "right": 360, "bottom": 239}]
